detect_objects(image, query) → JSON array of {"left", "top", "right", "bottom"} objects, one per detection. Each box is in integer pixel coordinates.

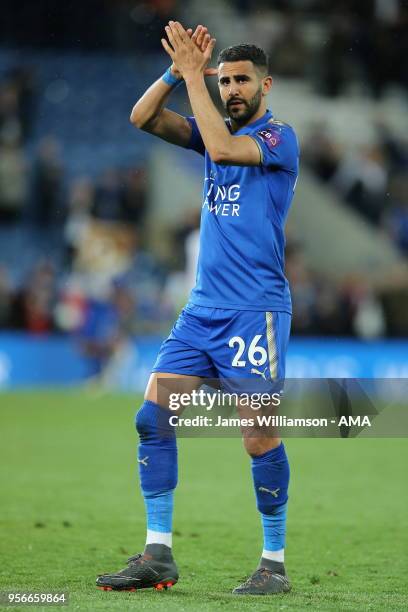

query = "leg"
[
  {"left": 244, "top": 435, "right": 289, "bottom": 562},
  {"left": 137, "top": 372, "right": 204, "bottom": 549},
  {"left": 240, "top": 403, "right": 289, "bottom": 545},
  {"left": 210, "top": 309, "right": 291, "bottom": 595},
  {"left": 96, "top": 372, "right": 204, "bottom": 592},
  {"left": 232, "top": 406, "right": 290, "bottom": 595},
  {"left": 97, "top": 306, "right": 216, "bottom": 592}
]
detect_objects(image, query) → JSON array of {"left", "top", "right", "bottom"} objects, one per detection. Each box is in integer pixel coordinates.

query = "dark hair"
[{"left": 217, "top": 44, "right": 269, "bottom": 74}]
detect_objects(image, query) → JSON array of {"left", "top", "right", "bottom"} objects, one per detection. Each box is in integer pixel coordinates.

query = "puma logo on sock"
[{"left": 259, "top": 486, "right": 280, "bottom": 497}]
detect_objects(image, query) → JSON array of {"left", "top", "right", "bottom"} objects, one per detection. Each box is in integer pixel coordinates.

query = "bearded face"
[{"left": 223, "top": 87, "right": 263, "bottom": 126}]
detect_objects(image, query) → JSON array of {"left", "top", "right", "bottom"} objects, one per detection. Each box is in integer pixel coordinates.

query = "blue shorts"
[{"left": 152, "top": 304, "right": 291, "bottom": 391}]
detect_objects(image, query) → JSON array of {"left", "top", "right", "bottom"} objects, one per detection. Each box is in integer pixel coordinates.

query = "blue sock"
[
  {"left": 135, "top": 400, "right": 178, "bottom": 547},
  {"left": 144, "top": 490, "right": 174, "bottom": 533},
  {"left": 251, "top": 443, "right": 290, "bottom": 561},
  {"left": 261, "top": 503, "right": 287, "bottom": 552}
]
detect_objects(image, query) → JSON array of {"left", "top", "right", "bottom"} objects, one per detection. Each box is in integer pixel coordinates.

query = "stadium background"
[
  {"left": 0, "top": 0, "right": 408, "bottom": 388},
  {"left": 1, "top": 1, "right": 407, "bottom": 610}
]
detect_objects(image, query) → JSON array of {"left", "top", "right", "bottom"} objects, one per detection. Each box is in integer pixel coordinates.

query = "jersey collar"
[{"left": 228, "top": 109, "right": 274, "bottom": 135}]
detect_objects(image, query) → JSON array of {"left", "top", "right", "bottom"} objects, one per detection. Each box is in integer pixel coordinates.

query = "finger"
[
  {"left": 204, "top": 67, "right": 218, "bottom": 76},
  {"left": 165, "top": 25, "right": 178, "bottom": 49},
  {"left": 201, "top": 33, "right": 211, "bottom": 52},
  {"left": 173, "top": 21, "right": 190, "bottom": 43},
  {"left": 191, "top": 25, "right": 202, "bottom": 45},
  {"left": 169, "top": 21, "right": 185, "bottom": 45},
  {"left": 195, "top": 26, "right": 204, "bottom": 47},
  {"left": 196, "top": 26, "right": 207, "bottom": 48},
  {"left": 186, "top": 28, "right": 193, "bottom": 37},
  {"left": 161, "top": 38, "right": 175, "bottom": 61},
  {"left": 204, "top": 38, "right": 216, "bottom": 59}
]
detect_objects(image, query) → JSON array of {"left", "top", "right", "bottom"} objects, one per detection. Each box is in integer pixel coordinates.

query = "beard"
[{"left": 224, "top": 88, "right": 262, "bottom": 125}]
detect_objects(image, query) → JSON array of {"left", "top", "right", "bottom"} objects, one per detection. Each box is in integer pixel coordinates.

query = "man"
[{"left": 96, "top": 22, "right": 299, "bottom": 595}]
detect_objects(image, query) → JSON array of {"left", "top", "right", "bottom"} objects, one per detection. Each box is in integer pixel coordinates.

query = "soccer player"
[{"left": 96, "top": 22, "right": 299, "bottom": 595}]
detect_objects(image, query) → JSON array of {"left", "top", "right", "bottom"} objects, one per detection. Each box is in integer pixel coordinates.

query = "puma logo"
[
  {"left": 251, "top": 366, "right": 269, "bottom": 381},
  {"left": 137, "top": 456, "right": 149, "bottom": 467},
  {"left": 259, "top": 486, "right": 280, "bottom": 498}
]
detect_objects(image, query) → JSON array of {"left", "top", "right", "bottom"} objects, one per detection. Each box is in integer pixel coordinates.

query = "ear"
[{"left": 262, "top": 75, "right": 273, "bottom": 96}]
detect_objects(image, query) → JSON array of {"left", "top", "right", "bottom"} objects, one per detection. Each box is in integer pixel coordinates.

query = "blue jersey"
[{"left": 185, "top": 110, "right": 299, "bottom": 314}]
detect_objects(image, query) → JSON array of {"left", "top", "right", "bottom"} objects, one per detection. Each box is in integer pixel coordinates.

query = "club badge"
[{"left": 257, "top": 129, "right": 282, "bottom": 150}]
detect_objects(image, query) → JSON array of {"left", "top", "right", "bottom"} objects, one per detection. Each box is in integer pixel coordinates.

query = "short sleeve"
[
  {"left": 185, "top": 116, "right": 205, "bottom": 156},
  {"left": 250, "top": 123, "right": 299, "bottom": 172}
]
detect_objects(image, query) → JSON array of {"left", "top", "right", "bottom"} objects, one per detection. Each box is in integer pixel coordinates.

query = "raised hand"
[
  {"left": 163, "top": 22, "right": 217, "bottom": 80},
  {"left": 192, "top": 26, "right": 218, "bottom": 77},
  {"left": 169, "top": 27, "right": 193, "bottom": 79}
]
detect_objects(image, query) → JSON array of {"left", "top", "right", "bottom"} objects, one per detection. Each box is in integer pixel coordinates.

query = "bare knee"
[
  {"left": 243, "top": 436, "right": 281, "bottom": 457},
  {"left": 144, "top": 372, "right": 204, "bottom": 409}
]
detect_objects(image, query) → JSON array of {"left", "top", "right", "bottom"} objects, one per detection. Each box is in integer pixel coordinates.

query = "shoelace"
[
  {"left": 127, "top": 553, "right": 143, "bottom": 565},
  {"left": 241, "top": 568, "right": 273, "bottom": 587}
]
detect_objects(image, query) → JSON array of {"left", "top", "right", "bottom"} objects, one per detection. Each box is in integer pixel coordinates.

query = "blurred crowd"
[
  {"left": 303, "top": 121, "right": 408, "bottom": 254},
  {"left": 235, "top": 0, "right": 408, "bottom": 98},
  {"left": 0, "top": 0, "right": 180, "bottom": 53},
  {"left": 0, "top": 63, "right": 176, "bottom": 367},
  {"left": 1, "top": 0, "right": 408, "bottom": 353},
  {"left": 2, "top": 1, "right": 408, "bottom": 98},
  {"left": 0, "top": 65, "right": 148, "bottom": 226},
  {"left": 285, "top": 241, "right": 388, "bottom": 339},
  {"left": 1, "top": 55, "right": 407, "bottom": 346}
]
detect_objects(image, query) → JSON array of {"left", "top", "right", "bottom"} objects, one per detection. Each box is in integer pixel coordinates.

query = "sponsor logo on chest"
[{"left": 203, "top": 178, "right": 241, "bottom": 217}]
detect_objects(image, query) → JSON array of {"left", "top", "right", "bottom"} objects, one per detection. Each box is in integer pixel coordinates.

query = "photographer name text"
[{"left": 169, "top": 415, "right": 372, "bottom": 428}]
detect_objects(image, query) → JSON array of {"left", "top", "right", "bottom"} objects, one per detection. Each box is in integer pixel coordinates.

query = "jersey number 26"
[{"left": 228, "top": 335, "right": 267, "bottom": 367}]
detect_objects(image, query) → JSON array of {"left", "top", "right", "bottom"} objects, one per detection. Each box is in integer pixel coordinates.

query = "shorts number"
[{"left": 229, "top": 335, "right": 267, "bottom": 367}]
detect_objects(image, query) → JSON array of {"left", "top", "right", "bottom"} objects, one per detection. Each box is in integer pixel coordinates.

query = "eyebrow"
[{"left": 219, "top": 74, "right": 251, "bottom": 83}]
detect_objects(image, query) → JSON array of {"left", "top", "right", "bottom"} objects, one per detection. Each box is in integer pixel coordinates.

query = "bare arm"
[
  {"left": 129, "top": 65, "right": 193, "bottom": 148},
  {"left": 130, "top": 26, "right": 216, "bottom": 148},
  {"left": 162, "top": 22, "right": 261, "bottom": 165},
  {"left": 184, "top": 73, "right": 261, "bottom": 165}
]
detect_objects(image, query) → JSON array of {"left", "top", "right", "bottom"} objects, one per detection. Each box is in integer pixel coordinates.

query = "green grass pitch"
[{"left": 0, "top": 391, "right": 407, "bottom": 611}]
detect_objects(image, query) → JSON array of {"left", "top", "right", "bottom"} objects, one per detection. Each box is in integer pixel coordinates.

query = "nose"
[{"left": 228, "top": 83, "right": 240, "bottom": 98}]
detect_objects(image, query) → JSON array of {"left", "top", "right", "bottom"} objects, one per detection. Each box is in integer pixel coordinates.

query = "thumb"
[
  {"left": 206, "top": 38, "right": 216, "bottom": 57},
  {"left": 204, "top": 67, "right": 218, "bottom": 76}
]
